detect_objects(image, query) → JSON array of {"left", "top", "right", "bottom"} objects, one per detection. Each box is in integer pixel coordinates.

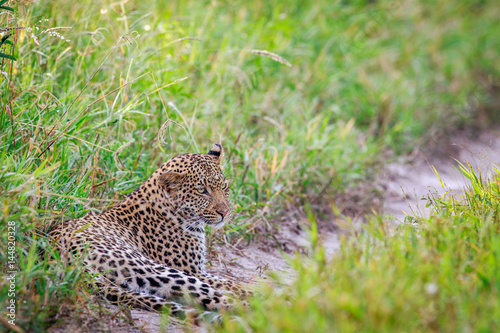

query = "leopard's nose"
[{"left": 216, "top": 210, "right": 229, "bottom": 219}]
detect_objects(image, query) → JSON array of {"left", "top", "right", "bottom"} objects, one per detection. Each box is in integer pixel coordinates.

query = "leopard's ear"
[
  {"left": 158, "top": 172, "right": 185, "bottom": 189},
  {"left": 207, "top": 143, "right": 223, "bottom": 166}
]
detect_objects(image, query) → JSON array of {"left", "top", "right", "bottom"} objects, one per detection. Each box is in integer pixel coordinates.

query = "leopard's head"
[{"left": 156, "top": 143, "right": 231, "bottom": 229}]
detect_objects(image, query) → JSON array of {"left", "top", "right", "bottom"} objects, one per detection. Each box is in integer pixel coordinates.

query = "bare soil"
[{"left": 382, "top": 128, "right": 500, "bottom": 222}]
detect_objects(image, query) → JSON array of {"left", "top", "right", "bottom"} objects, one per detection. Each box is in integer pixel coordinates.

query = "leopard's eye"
[{"left": 197, "top": 187, "right": 209, "bottom": 195}]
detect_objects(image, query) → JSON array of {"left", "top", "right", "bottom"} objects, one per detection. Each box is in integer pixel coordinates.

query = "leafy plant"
[{"left": 0, "top": 0, "right": 17, "bottom": 63}]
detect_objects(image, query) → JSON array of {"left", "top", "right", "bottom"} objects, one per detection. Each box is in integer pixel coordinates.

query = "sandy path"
[{"left": 382, "top": 129, "right": 500, "bottom": 222}]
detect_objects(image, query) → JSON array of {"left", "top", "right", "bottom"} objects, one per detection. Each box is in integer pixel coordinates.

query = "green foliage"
[
  {"left": 0, "top": 0, "right": 17, "bottom": 62},
  {"left": 0, "top": 0, "right": 15, "bottom": 12},
  {"left": 220, "top": 166, "right": 500, "bottom": 332}
]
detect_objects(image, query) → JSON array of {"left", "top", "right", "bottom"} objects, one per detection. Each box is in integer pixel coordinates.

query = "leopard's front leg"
[{"left": 87, "top": 244, "right": 237, "bottom": 311}]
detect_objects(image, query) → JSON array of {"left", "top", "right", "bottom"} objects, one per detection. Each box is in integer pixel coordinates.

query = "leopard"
[{"left": 49, "top": 143, "right": 249, "bottom": 319}]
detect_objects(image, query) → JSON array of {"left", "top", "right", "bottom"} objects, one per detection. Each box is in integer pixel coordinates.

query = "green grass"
[
  {"left": 1, "top": 0, "right": 500, "bottom": 331},
  {"left": 218, "top": 165, "right": 500, "bottom": 332}
]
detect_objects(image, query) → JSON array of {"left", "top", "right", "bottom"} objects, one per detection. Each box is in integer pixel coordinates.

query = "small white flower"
[
  {"left": 425, "top": 282, "right": 438, "bottom": 295},
  {"left": 32, "top": 36, "right": 40, "bottom": 45},
  {"left": 100, "top": 8, "right": 108, "bottom": 14},
  {"left": 144, "top": 24, "right": 151, "bottom": 31}
]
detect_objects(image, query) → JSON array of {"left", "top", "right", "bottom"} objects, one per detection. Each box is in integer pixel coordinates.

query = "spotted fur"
[{"left": 50, "top": 143, "right": 249, "bottom": 316}]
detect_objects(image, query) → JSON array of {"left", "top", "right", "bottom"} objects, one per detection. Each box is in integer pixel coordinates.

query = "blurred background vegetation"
[{"left": 1, "top": 0, "right": 499, "bottom": 331}]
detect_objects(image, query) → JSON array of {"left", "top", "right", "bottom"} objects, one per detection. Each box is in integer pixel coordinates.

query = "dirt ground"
[
  {"left": 382, "top": 128, "right": 500, "bottom": 222},
  {"left": 92, "top": 128, "right": 500, "bottom": 332}
]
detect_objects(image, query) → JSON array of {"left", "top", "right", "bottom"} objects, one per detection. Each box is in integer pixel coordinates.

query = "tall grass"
[{"left": 0, "top": 0, "right": 499, "bottom": 330}]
